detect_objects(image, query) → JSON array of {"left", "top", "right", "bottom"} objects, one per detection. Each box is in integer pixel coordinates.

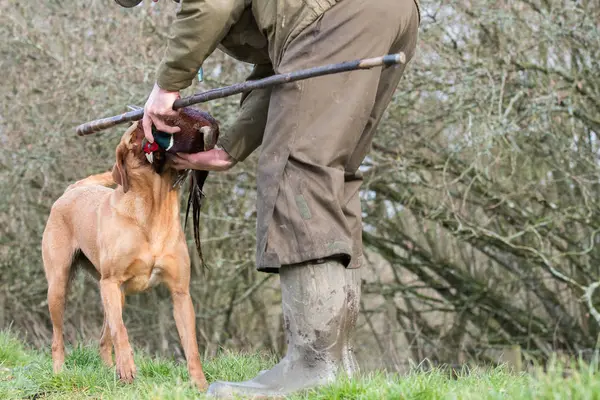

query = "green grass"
[{"left": 1, "top": 329, "right": 600, "bottom": 399}]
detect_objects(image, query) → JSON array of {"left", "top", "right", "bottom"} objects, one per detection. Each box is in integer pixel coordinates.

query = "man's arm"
[
  {"left": 217, "top": 63, "right": 274, "bottom": 162},
  {"left": 143, "top": 0, "right": 245, "bottom": 141},
  {"left": 157, "top": 0, "right": 246, "bottom": 91}
]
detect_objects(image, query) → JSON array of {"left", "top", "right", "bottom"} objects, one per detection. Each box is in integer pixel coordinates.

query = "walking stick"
[{"left": 75, "top": 52, "right": 406, "bottom": 136}]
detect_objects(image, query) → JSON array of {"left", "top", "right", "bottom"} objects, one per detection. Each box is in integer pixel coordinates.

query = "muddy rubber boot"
[
  {"left": 252, "top": 265, "right": 362, "bottom": 380},
  {"left": 207, "top": 259, "right": 354, "bottom": 398}
]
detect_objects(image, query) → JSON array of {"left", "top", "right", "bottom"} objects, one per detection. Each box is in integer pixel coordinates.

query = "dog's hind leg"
[{"left": 42, "top": 216, "right": 75, "bottom": 374}]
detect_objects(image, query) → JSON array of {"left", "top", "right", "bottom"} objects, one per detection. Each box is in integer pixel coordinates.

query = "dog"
[{"left": 41, "top": 107, "right": 219, "bottom": 390}]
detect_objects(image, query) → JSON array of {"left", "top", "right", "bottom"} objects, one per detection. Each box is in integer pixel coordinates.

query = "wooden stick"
[{"left": 76, "top": 53, "right": 406, "bottom": 136}]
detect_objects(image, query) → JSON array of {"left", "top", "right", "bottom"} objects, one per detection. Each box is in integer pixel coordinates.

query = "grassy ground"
[{"left": 1, "top": 330, "right": 600, "bottom": 399}]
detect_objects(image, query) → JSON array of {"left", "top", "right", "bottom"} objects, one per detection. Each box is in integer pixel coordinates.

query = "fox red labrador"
[{"left": 41, "top": 108, "right": 218, "bottom": 390}]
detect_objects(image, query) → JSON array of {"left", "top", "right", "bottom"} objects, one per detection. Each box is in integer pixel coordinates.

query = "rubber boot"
[{"left": 207, "top": 259, "right": 359, "bottom": 398}]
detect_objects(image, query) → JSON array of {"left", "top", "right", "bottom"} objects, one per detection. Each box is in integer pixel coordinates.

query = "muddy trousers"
[{"left": 255, "top": 0, "right": 420, "bottom": 272}]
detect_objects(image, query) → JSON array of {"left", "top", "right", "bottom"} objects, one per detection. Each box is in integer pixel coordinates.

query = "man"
[{"left": 116, "top": 0, "right": 419, "bottom": 396}]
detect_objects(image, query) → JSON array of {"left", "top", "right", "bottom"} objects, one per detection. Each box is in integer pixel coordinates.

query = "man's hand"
[
  {"left": 143, "top": 83, "right": 182, "bottom": 143},
  {"left": 170, "top": 148, "right": 236, "bottom": 172}
]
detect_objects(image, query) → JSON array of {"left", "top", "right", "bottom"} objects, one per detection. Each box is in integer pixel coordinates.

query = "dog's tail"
[{"left": 65, "top": 171, "right": 115, "bottom": 192}]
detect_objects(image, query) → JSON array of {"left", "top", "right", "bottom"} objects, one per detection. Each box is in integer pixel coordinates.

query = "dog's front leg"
[
  {"left": 99, "top": 289, "right": 123, "bottom": 367},
  {"left": 163, "top": 256, "right": 208, "bottom": 391},
  {"left": 172, "top": 289, "right": 207, "bottom": 390},
  {"left": 99, "top": 312, "right": 113, "bottom": 366},
  {"left": 99, "top": 278, "right": 136, "bottom": 383}
]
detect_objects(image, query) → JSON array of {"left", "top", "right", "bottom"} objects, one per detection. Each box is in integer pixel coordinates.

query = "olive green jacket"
[{"left": 156, "top": 0, "right": 420, "bottom": 161}]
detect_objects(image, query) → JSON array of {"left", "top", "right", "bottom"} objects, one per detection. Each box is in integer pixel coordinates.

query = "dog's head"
[
  {"left": 111, "top": 123, "right": 144, "bottom": 193},
  {"left": 111, "top": 107, "right": 220, "bottom": 193},
  {"left": 142, "top": 108, "right": 220, "bottom": 176}
]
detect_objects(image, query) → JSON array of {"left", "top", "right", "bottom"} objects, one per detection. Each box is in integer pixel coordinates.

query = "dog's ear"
[{"left": 111, "top": 144, "right": 129, "bottom": 193}]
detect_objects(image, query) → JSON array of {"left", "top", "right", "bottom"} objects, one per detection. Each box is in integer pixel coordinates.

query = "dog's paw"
[
  {"left": 193, "top": 376, "right": 209, "bottom": 392},
  {"left": 116, "top": 352, "right": 136, "bottom": 383}
]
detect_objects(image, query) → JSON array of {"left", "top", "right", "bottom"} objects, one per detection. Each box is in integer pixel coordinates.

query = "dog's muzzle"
[{"left": 114, "top": 0, "right": 179, "bottom": 7}]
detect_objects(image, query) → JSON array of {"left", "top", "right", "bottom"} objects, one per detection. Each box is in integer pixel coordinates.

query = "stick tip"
[
  {"left": 383, "top": 52, "right": 406, "bottom": 65},
  {"left": 75, "top": 124, "right": 89, "bottom": 136}
]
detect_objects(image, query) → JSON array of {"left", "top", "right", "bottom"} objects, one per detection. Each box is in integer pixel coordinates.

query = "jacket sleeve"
[
  {"left": 217, "top": 63, "right": 274, "bottom": 162},
  {"left": 156, "top": 0, "right": 246, "bottom": 92}
]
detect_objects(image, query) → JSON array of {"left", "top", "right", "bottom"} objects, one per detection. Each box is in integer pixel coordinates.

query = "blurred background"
[{"left": 1, "top": 0, "right": 599, "bottom": 372}]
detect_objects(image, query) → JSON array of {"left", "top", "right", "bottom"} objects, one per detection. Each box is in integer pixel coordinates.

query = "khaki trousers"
[{"left": 256, "top": 0, "right": 420, "bottom": 272}]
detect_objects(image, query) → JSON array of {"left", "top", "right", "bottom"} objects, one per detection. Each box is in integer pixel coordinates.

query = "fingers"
[
  {"left": 143, "top": 83, "right": 182, "bottom": 142},
  {"left": 143, "top": 111, "right": 181, "bottom": 141},
  {"left": 152, "top": 118, "right": 181, "bottom": 135},
  {"left": 171, "top": 149, "right": 236, "bottom": 172}
]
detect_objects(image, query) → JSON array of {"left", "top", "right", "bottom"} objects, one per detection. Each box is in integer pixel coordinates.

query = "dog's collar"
[{"left": 142, "top": 127, "right": 174, "bottom": 163}]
